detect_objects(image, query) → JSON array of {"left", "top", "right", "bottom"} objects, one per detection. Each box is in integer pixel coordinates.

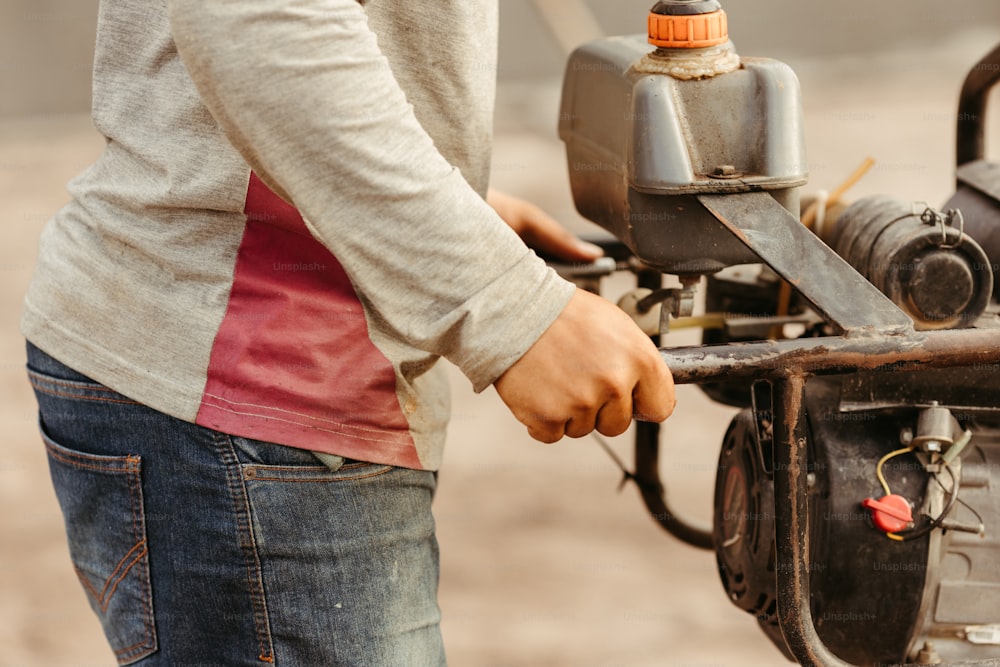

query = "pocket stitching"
[
  {"left": 28, "top": 369, "right": 121, "bottom": 391},
  {"left": 46, "top": 439, "right": 157, "bottom": 663},
  {"left": 123, "top": 455, "right": 156, "bottom": 663},
  {"left": 31, "top": 383, "right": 140, "bottom": 406},
  {"left": 28, "top": 370, "right": 141, "bottom": 405},
  {"left": 244, "top": 465, "right": 393, "bottom": 483},
  {"left": 44, "top": 442, "right": 140, "bottom": 472},
  {"left": 215, "top": 433, "right": 276, "bottom": 663},
  {"left": 74, "top": 539, "right": 149, "bottom": 613}
]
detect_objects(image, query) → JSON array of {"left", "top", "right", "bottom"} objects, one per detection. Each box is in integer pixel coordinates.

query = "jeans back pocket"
[{"left": 44, "top": 434, "right": 157, "bottom": 665}]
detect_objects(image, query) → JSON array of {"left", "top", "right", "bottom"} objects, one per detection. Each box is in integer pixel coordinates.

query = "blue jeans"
[{"left": 26, "top": 342, "right": 446, "bottom": 666}]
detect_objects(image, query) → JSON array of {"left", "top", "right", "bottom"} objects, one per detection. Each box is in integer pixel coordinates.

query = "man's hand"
[
  {"left": 494, "top": 289, "right": 676, "bottom": 443},
  {"left": 487, "top": 188, "right": 675, "bottom": 443},
  {"left": 487, "top": 188, "right": 603, "bottom": 263}
]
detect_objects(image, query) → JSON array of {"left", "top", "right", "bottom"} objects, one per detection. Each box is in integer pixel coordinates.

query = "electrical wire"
[
  {"left": 801, "top": 156, "right": 876, "bottom": 233},
  {"left": 589, "top": 432, "right": 636, "bottom": 491},
  {"left": 936, "top": 472, "right": 985, "bottom": 534},
  {"left": 875, "top": 446, "right": 914, "bottom": 497},
  {"left": 888, "top": 464, "right": 960, "bottom": 542},
  {"left": 956, "top": 495, "right": 985, "bottom": 527}
]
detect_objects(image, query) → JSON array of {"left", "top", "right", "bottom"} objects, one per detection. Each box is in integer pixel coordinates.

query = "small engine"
[
  {"left": 716, "top": 378, "right": 1000, "bottom": 665},
  {"left": 558, "top": 1, "right": 1000, "bottom": 664}
]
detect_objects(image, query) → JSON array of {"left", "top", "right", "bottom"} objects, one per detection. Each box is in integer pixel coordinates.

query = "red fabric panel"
[{"left": 196, "top": 173, "right": 421, "bottom": 468}]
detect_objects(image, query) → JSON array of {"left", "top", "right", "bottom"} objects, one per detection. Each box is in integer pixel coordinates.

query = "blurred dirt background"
[{"left": 2, "top": 2, "right": 999, "bottom": 666}]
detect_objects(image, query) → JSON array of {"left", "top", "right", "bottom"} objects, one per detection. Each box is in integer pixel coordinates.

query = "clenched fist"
[{"left": 494, "top": 288, "right": 676, "bottom": 443}]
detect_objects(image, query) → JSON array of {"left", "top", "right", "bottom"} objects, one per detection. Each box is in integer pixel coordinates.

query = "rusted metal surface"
[
  {"left": 654, "top": 192, "right": 1000, "bottom": 665},
  {"left": 771, "top": 375, "right": 853, "bottom": 667},
  {"left": 668, "top": 327, "right": 1000, "bottom": 667},
  {"left": 661, "top": 327, "right": 1000, "bottom": 385},
  {"left": 649, "top": 206, "right": 1000, "bottom": 666},
  {"left": 697, "top": 192, "right": 914, "bottom": 334},
  {"left": 768, "top": 372, "right": 1000, "bottom": 667}
]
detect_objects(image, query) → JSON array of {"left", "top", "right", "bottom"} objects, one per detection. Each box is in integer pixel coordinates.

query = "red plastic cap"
[{"left": 862, "top": 495, "right": 913, "bottom": 534}]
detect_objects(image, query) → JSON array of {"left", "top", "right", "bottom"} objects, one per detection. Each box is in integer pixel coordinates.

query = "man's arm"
[
  {"left": 488, "top": 190, "right": 676, "bottom": 441},
  {"left": 167, "top": 0, "right": 570, "bottom": 386},
  {"left": 167, "top": 0, "right": 674, "bottom": 440}
]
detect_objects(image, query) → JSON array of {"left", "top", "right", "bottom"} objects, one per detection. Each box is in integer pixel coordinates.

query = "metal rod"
[
  {"left": 957, "top": 42, "right": 1000, "bottom": 167},
  {"left": 772, "top": 375, "right": 852, "bottom": 667},
  {"left": 661, "top": 327, "right": 1000, "bottom": 385}
]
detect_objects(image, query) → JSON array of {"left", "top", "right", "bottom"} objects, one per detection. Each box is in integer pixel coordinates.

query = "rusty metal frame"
[
  {"left": 638, "top": 189, "right": 1000, "bottom": 666},
  {"left": 662, "top": 338, "right": 1000, "bottom": 667}
]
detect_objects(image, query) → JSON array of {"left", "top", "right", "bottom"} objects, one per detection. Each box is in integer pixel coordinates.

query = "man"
[{"left": 23, "top": 1, "right": 675, "bottom": 664}]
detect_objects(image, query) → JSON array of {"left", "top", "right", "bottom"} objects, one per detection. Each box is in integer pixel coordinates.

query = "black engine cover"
[{"left": 714, "top": 377, "right": 932, "bottom": 665}]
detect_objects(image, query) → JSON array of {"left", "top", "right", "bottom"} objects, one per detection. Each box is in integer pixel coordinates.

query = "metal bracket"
[{"left": 696, "top": 192, "right": 914, "bottom": 335}]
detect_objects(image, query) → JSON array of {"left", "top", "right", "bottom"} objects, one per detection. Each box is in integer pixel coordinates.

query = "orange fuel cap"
[
  {"left": 648, "top": 10, "right": 729, "bottom": 48},
  {"left": 648, "top": 1, "right": 729, "bottom": 49}
]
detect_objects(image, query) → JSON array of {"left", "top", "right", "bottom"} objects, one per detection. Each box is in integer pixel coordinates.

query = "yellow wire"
[
  {"left": 876, "top": 446, "right": 913, "bottom": 497},
  {"left": 665, "top": 314, "right": 727, "bottom": 330},
  {"left": 801, "top": 156, "right": 876, "bottom": 231},
  {"left": 877, "top": 447, "right": 914, "bottom": 542}
]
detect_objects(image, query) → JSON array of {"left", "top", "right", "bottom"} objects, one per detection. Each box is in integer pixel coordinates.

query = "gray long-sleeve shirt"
[{"left": 21, "top": 0, "right": 575, "bottom": 470}]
